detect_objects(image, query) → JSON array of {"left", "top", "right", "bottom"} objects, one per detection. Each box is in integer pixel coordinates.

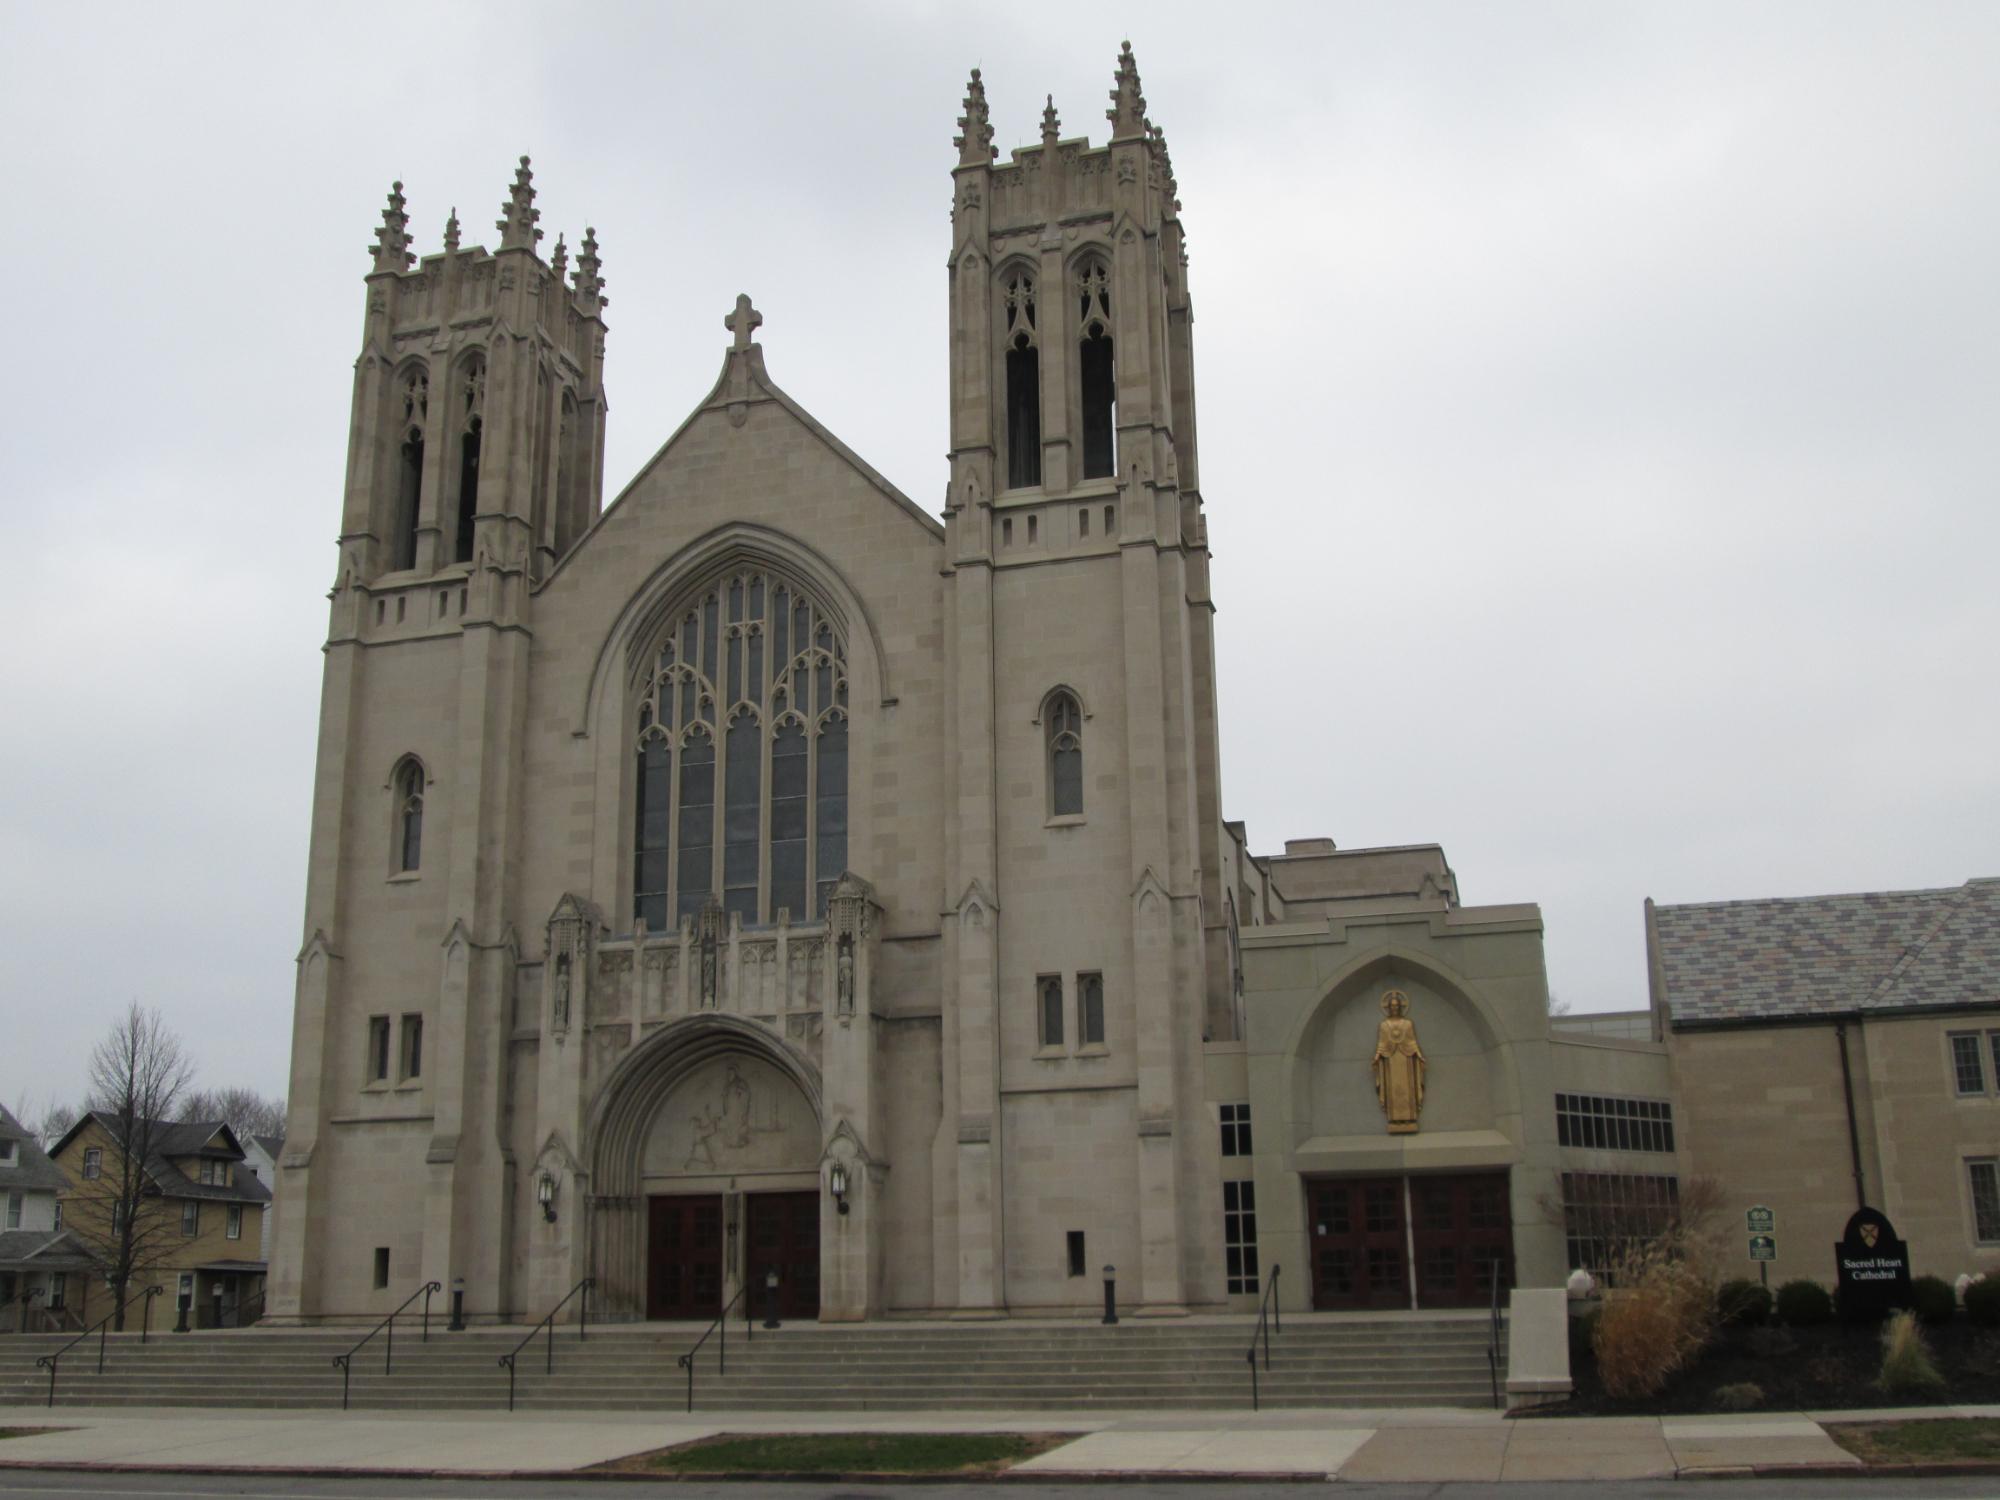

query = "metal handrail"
[
  {"left": 1486, "top": 1266, "right": 1505, "bottom": 1409},
  {"left": 675, "top": 1283, "right": 750, "bottom": 1413},
  {"left": 331, "top": 1279, "right": 441, "bottom": 1410},
  {"left": 1244, "top": 1263, "right": 1282, "bottom": 1411},
  {"left": 498, "top": 1276, "right": 594, "bottom": 1411},
  {"left": 34, "top": 1283, "right": 163, "bottom": 1408}
]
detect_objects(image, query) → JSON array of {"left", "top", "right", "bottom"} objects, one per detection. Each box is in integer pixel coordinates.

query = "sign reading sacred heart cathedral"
[{"left": 272, "top": 43, "right": 1623, "bottom": 1327}]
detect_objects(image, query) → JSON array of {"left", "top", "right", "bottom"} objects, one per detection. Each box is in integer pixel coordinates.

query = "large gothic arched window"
[{"left": 634, "top": 569, "right": 849, "bottom": 931}]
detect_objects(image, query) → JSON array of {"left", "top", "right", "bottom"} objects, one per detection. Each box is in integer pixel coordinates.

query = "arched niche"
[{"left": 1286, "top": 951, "right": 1517, "bottom": 1144}]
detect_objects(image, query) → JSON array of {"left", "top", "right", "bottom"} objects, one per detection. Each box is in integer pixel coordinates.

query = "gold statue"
[{"left": 1372, "top": 989, "right": 1426, "bottom": 1134}]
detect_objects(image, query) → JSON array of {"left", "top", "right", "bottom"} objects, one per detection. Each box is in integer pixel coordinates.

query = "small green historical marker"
[
  {"left": 1747, "top": 1205, "right": 1775, "bottom": 1234},
  {"left": 1749, "top": 1234, "right": 1776, "bottom": 1262}
]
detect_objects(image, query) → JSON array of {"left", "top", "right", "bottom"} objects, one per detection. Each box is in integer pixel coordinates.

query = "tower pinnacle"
[
  {"left": 574, "top": 227, "right": 606, "bottom": 306},
  {"left": 1107, "top": 40, "right": 1147, "bottom": 139},
  {"left": 1041, "top": 94, "right": 1062, "bottom": 150},
  {"left": 443, "top": 206, "right": 461, "bottom": 255},
  {"left": 371, "top": 180, "right": 414, "bottom": 272},
  {"left": 550, "top": 233, "right": 568, "bottom": 281},
  {"left": 955, "top": 68, "right": 996, "bottom": 166},
  {"left": 496, "top": 155, "right": 542, "bottom": 251}
]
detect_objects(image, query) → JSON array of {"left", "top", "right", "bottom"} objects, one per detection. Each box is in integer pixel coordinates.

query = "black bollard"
[
  {"left": 448, "top": 1276, "right": 466, "bottom": 1332},
  {"left": 1102, "top": 1264, "right": 1118, "bottom": 1325},
  {"left": 763, "top": 1269, "right": 781, "bottom": 1330}
]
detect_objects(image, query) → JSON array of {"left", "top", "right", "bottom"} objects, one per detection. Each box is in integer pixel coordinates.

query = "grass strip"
[
  {"left": 0, "top": 1430, "right": 59, "bottom": 1442},
  {"left": 609, "top": 1431, "right": 1071, "bottom": 1475},
  {"left": 1828, "top": 1418, "right": 2000, "bottom": 1464}
]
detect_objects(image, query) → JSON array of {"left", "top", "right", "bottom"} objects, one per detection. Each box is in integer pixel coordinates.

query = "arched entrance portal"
[{"left": 587, "top": 1016, "right": 824, "bottom": 1321}]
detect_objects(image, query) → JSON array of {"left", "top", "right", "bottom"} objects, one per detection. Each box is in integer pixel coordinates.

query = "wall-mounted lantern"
[
  {"left": 829, "top": 1162, "right": 850, "bottom": 1216},
  {"left": 537, "top": 1172, "right": 558, "bottom": 1223}
]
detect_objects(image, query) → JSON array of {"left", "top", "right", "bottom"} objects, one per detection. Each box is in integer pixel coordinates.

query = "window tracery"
[
  {"left": 1045, "top": 689, "right": 1083, "bottom": 817},
  {"left": 1003, "top": 270, "right": 1041, "bottom": 489},
  {"left": 634, "top": 568, "right": 850, "bottom": 931}
]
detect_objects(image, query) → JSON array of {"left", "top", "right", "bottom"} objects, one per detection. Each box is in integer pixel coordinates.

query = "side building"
[
  {"left": 50, "top": 1116, "right": 273, "bottom": 1328},
  {"left": 1652, "top": 877, "right": 2000, "bottom": 1286},
  {"left": 0, "top": 1105, "right": 95, "bottom": 1332}
]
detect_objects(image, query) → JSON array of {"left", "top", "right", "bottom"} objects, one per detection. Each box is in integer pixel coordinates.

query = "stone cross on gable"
[{"left": 725, "top": 293, "right": 763, "bottom": 351}]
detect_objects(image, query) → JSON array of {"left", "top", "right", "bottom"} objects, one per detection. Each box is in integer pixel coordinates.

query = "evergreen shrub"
[{"left": 1775, "top": 1279, "right": 1833, "bottom": 1326}]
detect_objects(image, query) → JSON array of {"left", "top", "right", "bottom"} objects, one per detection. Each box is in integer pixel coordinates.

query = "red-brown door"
[
  {"left": 647, "top": 1194, "right": 724, "bottom": 1320},
  {"left": 1408, "top": 1172, "right": 1514, "bottom": 1309},
  {"left": 745, "top": 1191, "right": 819, "bottom": 1321},
  {"left": 1307, "top": 1177, "right": 1409, "bottom": 1310}
]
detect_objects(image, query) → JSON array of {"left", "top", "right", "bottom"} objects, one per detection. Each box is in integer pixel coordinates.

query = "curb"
[{"left": 0, "top": 1459, "right": 1325, "bottom": 1485}]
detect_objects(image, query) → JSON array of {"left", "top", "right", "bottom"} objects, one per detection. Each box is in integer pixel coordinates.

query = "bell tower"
[{"left": 938, "top": 45, "right": 1234, "bottom": 1317}]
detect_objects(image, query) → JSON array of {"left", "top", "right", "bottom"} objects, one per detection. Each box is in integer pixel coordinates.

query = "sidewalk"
[{"left": 1, "top": 1401, "right": 1994, "bottom": 1480}]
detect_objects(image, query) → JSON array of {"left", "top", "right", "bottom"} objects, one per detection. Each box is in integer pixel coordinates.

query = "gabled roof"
[
  {"left": 0, "top": 1227, "right": 97, "bottom": 1270},
  {"left": 0, "top": 1103, "right": 70, "bottom": 1194},
  {"left": 50, "top": 1114, "right": 271, "bottom": 1205},
  {"left": 1653, "top": 877, "right": 2000, "bottom": 1028}
]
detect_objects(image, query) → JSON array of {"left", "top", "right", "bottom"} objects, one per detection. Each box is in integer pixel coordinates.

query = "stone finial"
[
  {"left": 725, "top": 292, "right": 762, "bottom": 351},
  {"left": 954, "top": 67, "right": 997, "bottom": 166},
  {"left": 1149, "top": 122, "right": 1181, "bottom": 210},
  {"left": 1107, "top": 40, "right": 1147, "bottom": 138},
  {"left": 443, "top": 206, "right": 461, "bottom": 255},
  {"left": 1041, "top": 94, "right": 1061, "bottom": 150},
  {"left": 496, "top": 154, "right": 543, "bottom": 251},
  {"left": 573, "top": 226, "right": 606, "bottom": 307},
  {"left": 550, "top": 233, "right": 568, "bottom": 281},
  {"left": 371, "top": 180, "right": 414, "bottom": 272}
]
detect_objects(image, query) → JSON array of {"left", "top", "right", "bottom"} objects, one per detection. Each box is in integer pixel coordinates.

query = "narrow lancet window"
[
  {"left": 1047, "top": 690, "right": 1083, "bottom": 817},
  {"left": 395, "top": 760, "right": 424, "bottom": 872},
  {"left": 394, "top": 369, "right": 427, "bottom": 571},
  {"left": 1077, "top": 263, "right": 1116, "bottom": 479},
  {"left": 1003, "top": 272, "right": 1041, "bottom": 489},
  {"left": 453, "top": 355, "right": 485, "bottom": 564}
]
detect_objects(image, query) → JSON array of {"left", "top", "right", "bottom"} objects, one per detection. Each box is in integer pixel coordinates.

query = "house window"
[
  {"left": 49, "top": 1272, "right": 65, "bottom": 1310},
  {"left": 367, "top": 1017, "right": 391, "bottom": 1083},
  {"left": 1066, "top": 1230, "right": 1086, "bottom": 1278},
  {"left": 373, "top": 1247, "right": 391, "bottom": 1289},
  {"left": 400, "top": 1014, "right": 424, "bottom": 1081},
  {"left": 198, "top": 1160, "right": 213, "bottom": 1186},
  {"left": 1555, "top": 1094, "right": 1675, "bottom": 1153},
  {"left": 0, "top": 1140, "right": 14, "bottom": 1165},
  {"left": 1948, "top": 1032, "right": 2000, "bottom": 1096},
  {"left": 1969, "top": 1160, "right": 2000, "bottom": 1244},
  {"left": 112, "top": 1202, "right": 126, "bottom": 1236},
  {"left": 633, "top": 569, "right": 849, "bottom": 930},
  {"left": 5, "top": 1192, "right": 19, "bottom": 1229},
  {"left": 83, "top": 1148, "right": 102, "bottom": 1180},
  {"left": 1220, "top": 1102, "right": 1253, "bottom": 1157},
  {"left": 53, "top": 1199, "right": 62, "bottom": 1230},
  {"left": 1078, "top": 972, "right": 1105, "bottom": 1046},
  {"left": 1560, "top": 1172, "right": 1680, "bottom": 1279},
  {"left": 227, "top": 1205, "right": 243, "bottom": 1241},
  {"left": 1038, "top": 974, "right": 1064, "bottom": 1049},
  {"left": 395, "top": 759, "right": 425, "bottom": 873},
  {"left": 1224, "top": 1180, "right": 1259, "bottom": 1295},
  {"left": 180, "top": 1201, "right": 199, "bottom": 1237},
  {"left": 1045, "top": 690, "right": 1083, "bottom": 817}
]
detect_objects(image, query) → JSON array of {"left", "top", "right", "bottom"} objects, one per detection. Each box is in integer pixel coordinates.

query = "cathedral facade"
[{"left": 273, "top": 47, "right": 1628, "bottom": 1326}]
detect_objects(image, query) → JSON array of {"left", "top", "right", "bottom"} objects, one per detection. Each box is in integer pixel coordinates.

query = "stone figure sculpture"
[
  {"left": 1371, "top": 989, "right": 1427, "bottom": 1134},
  {"left": 552, "top": 953, "right": 571, "bottom": 1030}
]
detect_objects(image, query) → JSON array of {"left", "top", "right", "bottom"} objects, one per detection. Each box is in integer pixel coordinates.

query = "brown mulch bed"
[{"left": 1533, "top": 1317, "right": 2000, "bottom": 1416}]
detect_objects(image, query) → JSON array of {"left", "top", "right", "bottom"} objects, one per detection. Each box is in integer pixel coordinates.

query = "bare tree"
[
  {"left": 35, "top": 1100, "right": 78, "bottom": 1151},
  {"left": 69, "top": 1004, "right": 196, "bottom": 1329},
  {"left": 179, "top": 1087, "right": 286, "bottom": 1140}
]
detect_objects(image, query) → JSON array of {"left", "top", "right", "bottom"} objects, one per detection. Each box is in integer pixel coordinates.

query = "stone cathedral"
[{"left": 275, "top": 46, "right": 1646, "bottom": 1327}]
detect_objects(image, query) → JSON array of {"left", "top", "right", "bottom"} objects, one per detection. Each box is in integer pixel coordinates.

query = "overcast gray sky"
[{"left": 3, "top": 1, "right": 1995, "bottom": 1115}]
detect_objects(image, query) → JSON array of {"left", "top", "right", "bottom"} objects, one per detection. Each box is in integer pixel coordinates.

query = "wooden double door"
[
  {"left": 1307, "top": 1171, "right": 1513, "bottom": 1310},
  {"left": 646, "top": 1190, "right": 819, "bottom": 1321}
]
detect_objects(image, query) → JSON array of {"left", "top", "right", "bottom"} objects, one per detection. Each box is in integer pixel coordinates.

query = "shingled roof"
[
  {"left": 0, "top": 1103, "right": 69, "bottom": 1194},
  {"left": 1651, "top": 877, "right": 2000, "bottom": 1028}
]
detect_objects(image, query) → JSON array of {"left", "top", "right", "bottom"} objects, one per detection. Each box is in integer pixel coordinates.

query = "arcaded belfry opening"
[
  {"left": 1003, "top": 271, "right": 1041, "bottom": 489},
  {"left": 392, "top": 368, "right": 427, "bottom": 571},
  {"left": 1077, "top": 261, "right": 1115, "bottom": 480},
  {"left": 452, "top": 353, "right": 486, "bottom": 564}
]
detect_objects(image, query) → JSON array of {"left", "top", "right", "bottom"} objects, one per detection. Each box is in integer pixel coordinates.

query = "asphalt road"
[{"left": 5, "top": 1476, "right": 2000, "bottom": 1500}]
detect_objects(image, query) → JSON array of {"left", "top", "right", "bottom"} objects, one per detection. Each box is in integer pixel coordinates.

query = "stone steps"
[{"left": 1, "top": 1317, "right": 1505, "bottom": 1412}]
